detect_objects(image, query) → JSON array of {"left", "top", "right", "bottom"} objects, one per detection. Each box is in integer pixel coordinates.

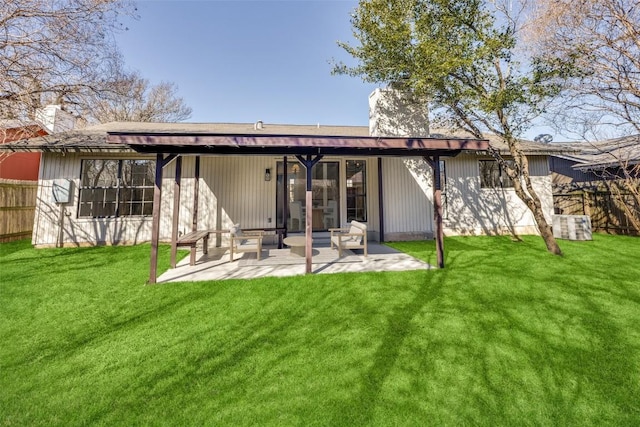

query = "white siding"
[
  {"left": 32, "top": 152, "right": 553, "bottom": 247},
  {"left": 33, "top": 152, "right": 156, "bottom": 247},
  {"left": 443, "top": 154, "right": 553, "bottom": 235},
  {"left": 199, "top": 156, "right": 276, "bottom": 234},
  {"left": 381, "top": 157, "right": 433, "bottom": 240},
  {"left": 33, "top": 154, "right": 278, "bottom": 247}
]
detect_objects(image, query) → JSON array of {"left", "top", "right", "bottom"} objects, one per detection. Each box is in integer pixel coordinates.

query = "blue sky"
[
  {"left": 116, "top": 0, "right": 555, "bottom": 139},
  {"left": 116, "top": 0, "right": 377, "bottom": 126}
]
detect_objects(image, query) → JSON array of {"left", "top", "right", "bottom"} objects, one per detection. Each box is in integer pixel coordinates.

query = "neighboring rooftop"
[{"left": 553, "top": 134, "right": 640, "bottom": 170}]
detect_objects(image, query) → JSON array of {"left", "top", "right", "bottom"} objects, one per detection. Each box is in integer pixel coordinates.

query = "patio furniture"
[
  {"left": 283, "top": 235, "right": 309, "bottom": 257},
  {"left": 229, "top": 224, "right": 264, "bottom": 261},
  {"left": 243, "top": 227, "right": 286, "bottom": 249},
  {"left": 177, "top": 230, "right": 210, "bottom": 266},
  {"left": 329, "top": 220, "right": 368, "bottom": 257}
]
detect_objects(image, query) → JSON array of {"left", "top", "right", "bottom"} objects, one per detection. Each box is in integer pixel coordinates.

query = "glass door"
[{"left": 276, "top": 160, "right": 340, "bottom": 232}]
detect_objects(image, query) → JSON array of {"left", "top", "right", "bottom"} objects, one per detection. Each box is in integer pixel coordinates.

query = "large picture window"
[
  {"left": 479, "top": 160, "right": 514, "bottom": 188},
  {"left": 78, "top": 159, "right": 155, "bottom": 218}
]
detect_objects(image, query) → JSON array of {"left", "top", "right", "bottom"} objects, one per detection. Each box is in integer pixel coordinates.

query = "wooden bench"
[
  {"left": 177, "top": 230, "right": 210, "bottom": 266},
  {"left": 329, "top": 220, "right": 368, "bottom": 257}
]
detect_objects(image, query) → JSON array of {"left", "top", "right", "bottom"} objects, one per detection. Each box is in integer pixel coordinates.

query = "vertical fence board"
[{"left": 0, "top": 179, "right": 38, "bottom": 242}]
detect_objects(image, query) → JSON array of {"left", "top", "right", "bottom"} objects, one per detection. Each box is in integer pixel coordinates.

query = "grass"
[{"left": 1, "top": 235, "right": 639, "bottom": 426}]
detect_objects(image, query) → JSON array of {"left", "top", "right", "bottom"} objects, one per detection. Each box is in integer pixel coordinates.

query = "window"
[
  {"left": 78, "top": 159, "right": 155, "bottom": 218},
  {"left": 346, "top": 160, "right": 367, "bottom": 222},
  {"left": 479, "top": 160, "right": 514, "bottom": 188}
]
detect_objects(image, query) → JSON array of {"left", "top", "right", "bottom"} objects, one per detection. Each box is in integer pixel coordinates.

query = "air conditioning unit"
[{"left": 552, "top": 215, "right": 592, "bottom": 241}]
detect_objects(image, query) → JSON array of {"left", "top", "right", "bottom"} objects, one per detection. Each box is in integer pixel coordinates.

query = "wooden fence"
[
  {"left": 0, "top": 179, "right": 37, "bottom": 242},
  {"left": 553, "top": 190, "right": 639, "bottom": 236}
]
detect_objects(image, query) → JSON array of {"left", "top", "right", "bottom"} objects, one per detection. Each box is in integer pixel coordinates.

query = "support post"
[
  {"left": 149, "top": 153, "right": 164, "bottom": 284},
  {"left": 296, "top": 154, "right": 323, "bottom": 274},
  {"left": 191, "top": 156, "right": 201, "bottom": 260},
  {"left": 377, "top": 157, "right": 385, "bottom": 243},
  {"left": 192, "top": 156, "right": 200, "bottom": 232},
  {"left": 170, "top": 156, "right": 182, "bottom": 268},
  {"left": 425, "top": 156, "right": 445, "bottom": 268},
  {"left": 283, "top": 156, "right": 288, "bottom": 238},
  {"left": 149, "top": 153, "right": 176, "bottom": 284}
]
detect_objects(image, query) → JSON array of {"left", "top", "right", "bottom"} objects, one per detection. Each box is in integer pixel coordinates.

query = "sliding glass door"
[{"left": 276, "top": 160, "right": 340, "bottom": 232}]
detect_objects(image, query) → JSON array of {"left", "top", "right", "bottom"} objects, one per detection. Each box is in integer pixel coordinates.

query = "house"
[
  {"left": 0, "top": 89, "right": 566, "bottom": 253},
  {"left": 1, "top": 106, "right": 77, "bottom": 242},
  {"left": 0, "top": 105, "right": 76, "bottom": 181},
  {"left": 550, "top": 135, "right": 640, "bottom": 235},
  {"left": 1, "top": 120, "right": 48, "bottom": 181}
]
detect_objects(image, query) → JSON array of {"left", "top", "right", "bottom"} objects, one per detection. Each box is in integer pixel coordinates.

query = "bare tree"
[
  {"left": 0, "top": 0, "right": 136, "bottom": 121},
  {"left": 580, "top": 138, "right": 640, "bottom": 234},
  {"left": 84, "top": 71, "right": 192, "bottom": 123},
  {"left": 528, "top": 0, "right": 640, "bottom": 138},
  {"left": 526, "top": 0, "right": 639, "bottom": 233}
]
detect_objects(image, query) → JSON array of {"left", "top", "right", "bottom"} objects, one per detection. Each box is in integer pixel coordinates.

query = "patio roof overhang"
[
  {"left": 106, "top": 131, "right": 489, "bottom": 284},
  {"left": 106, "top": 132, "right": 488, "bottom": 157}
]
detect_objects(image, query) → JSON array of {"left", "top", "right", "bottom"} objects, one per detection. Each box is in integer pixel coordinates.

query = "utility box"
[
  {"left": 552, "top": 215, "right": 593, "bottom": 240},
  {"left": 52, "top": 179, "right": 73, "bottom": 204}
]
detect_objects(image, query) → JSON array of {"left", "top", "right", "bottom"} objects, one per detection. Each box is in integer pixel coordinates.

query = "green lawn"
[{"left": 1, "top": 235, "right": 639, "bottom": 426}]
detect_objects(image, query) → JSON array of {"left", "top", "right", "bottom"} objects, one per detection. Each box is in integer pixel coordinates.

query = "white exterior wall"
[
  {"left": 381, "top": 157, "right": 433, "bottom": 240},
  {"left": 33, "top": 152, "right": 159, "bottom": 247},
  {"left": 33, "top": 153, "right": 280, "bottom": 247},
  {"left": 32, "top": 151, "right": 553, "bottom": 247},
  {"left": 443, "top": 154, "right": 553, "bottom": 236}
]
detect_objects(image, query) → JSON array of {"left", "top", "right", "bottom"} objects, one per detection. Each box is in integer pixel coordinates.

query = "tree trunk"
[
  {"left": 532, "top": 200, "right": 563, "bottom": 255},
  {"left": 511, "top": 147, "right": 563, "bottom": 256},
  {"left": 493, "top": 121, "right": 563, "bottom": 256}
]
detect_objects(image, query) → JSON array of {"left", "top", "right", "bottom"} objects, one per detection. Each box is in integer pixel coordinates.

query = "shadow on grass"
[{"left": 2, "top": 235, "right": 639, "bottom": 425}]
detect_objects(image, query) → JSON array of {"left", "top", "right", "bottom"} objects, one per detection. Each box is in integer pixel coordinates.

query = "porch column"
[
  {"left": 192, "top": 156, "right": 200, "bottom": 232},
  {"left": 149, "top": 153, "right": 177, "bottom": 284},
  {"left": 283, "top": 156, "right": 288, "bottom": 238},
  {"left": 424, "top": 156, "right": 445, "bottom": 268},
  {"left": 296, "top": 154, "right": 323, "bottom": 274},
  {"left": 170, "top": 156, "right": 182, "bottom": 268},
  {"left": 377, "top": 157, "right": 385, "bottom": 242}
]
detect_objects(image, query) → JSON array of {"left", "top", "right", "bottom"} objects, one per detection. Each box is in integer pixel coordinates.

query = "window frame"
[
  {"left": 479, "top": 159, "right": 515, "bottom": 189},
  {"left": 345, "top": 159, "right": 367, "bottom": 222},
  {"left": 77, "top": 159, "right": 155, "bottom": 218}
]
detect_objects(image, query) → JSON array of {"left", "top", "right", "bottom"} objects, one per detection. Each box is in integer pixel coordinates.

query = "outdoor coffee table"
[{"left": 283, "top": 236, "right": 311, "bottom": 257}]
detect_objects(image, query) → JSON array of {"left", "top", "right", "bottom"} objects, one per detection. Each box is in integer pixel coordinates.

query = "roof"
[
  {"left": 0, "top": 120, "right": 577, "bottom": 156},
  {"left": 551, "top": 135, "right": 640, "bottom": 170},
  {"left": 429, "top": 128, "right": 572, "bottom": 156},
  {"left": 0, "top": 121, "right": 489, "bottom": 157},
  {"left": 1, "top": 119, "right": 48, "bottom": 142}
]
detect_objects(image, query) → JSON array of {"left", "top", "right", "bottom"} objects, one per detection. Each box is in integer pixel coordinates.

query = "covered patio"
[
  {"left": 157, "top": 239, "right": 431, "bottom": 283},
  {"left": 107, "top": 129, "right": 489, "bottom": 283}
]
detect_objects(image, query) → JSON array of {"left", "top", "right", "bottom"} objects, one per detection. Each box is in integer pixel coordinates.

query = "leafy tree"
[{"left": 334, "top": 0, "right": 563, "bottom": 254}]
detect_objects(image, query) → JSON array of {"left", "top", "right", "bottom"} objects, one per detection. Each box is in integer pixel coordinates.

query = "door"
[{"left": 276, "top": 160, "right": 340, "bottom": 232}]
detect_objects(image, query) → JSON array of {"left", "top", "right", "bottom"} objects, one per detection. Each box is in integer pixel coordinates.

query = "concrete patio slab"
[{"left": 157, "top": 242, "right": 432, "bottom": 283}]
